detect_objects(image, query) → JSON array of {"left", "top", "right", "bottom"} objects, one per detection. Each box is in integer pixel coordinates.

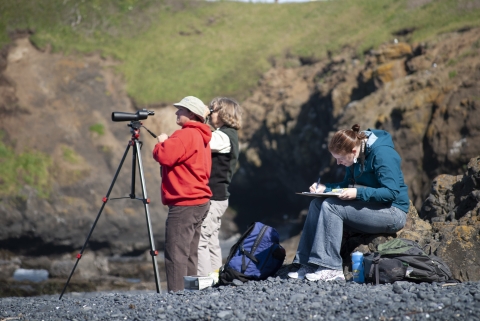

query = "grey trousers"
[
  {"left": 164, "top": 201, "right": 209, "bottom": 292},
  {"left": 294, "top": 197, "right": 406, "bottom": 270},
  {"left": 197, "top": 199, "right": 229, "bottom": 276}
]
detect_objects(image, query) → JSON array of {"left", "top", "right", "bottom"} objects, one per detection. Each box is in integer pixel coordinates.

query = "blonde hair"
[{"left": 209, "top": 97, "right": 242, "bottom": 130}]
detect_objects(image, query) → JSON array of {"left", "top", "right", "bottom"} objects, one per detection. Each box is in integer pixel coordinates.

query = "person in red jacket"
[{"left": 152, "top": 96, "right": 212, "bottom": 292}]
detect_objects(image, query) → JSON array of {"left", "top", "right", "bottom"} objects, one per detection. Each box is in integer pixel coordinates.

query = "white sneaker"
[
  {"left": 287, "top": 264, "right": 317, "bottom": 279},
  {"left": 305, "top": 267, "right": 345, "bottom": 281}
]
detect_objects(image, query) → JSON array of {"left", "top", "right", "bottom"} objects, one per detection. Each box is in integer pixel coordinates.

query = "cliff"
[
  {"left": 0, "top": 27, "right": 479, "bottom": 296},
  {"left": 232, "top": 27, "right": 480, "bottom": 230}
]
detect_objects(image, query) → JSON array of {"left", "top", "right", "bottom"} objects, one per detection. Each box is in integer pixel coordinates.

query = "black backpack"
[
  {"left": 219, "top": 222, "right": 286, "bottom": 285},
  {"left": 363, "top": 238, "right": 458, "bottom": 285}
]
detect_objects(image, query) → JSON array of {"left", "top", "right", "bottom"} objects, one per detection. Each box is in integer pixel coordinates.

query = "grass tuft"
[
  {"left": 62, "top": 146, "right": 80, "bottom": 164},
  {"left": 0, "top": 141, "right": 52, "bottom": 198},
  {"left": 89, "top": 123, "right": 105, "bottom": 136}
]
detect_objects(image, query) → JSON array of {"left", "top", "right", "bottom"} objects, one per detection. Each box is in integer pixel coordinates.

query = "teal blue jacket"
[{"left": 325, "top": 129, "right": 410, "bottom": 212}]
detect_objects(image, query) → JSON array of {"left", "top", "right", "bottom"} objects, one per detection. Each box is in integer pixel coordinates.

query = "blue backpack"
[{"left": 219, "top": 222, "right": 286, "bottom": 285}]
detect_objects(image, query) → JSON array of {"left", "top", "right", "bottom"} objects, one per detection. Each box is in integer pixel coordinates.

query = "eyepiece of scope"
[{"left": 111, "top": 109, "right": 155, "bottom": 122}]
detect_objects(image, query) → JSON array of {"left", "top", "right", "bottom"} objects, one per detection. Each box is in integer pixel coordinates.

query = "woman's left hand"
[{"left": 337, "top": 188, "right": 357, "bottom": 200}]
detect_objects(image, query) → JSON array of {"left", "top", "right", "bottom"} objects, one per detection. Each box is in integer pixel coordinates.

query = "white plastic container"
[
  {"left": 183, "top": 275, "right": 214, "bottom": 290},
  {"left": 13, "top": 268, "right": 49, "bottom": 282}
]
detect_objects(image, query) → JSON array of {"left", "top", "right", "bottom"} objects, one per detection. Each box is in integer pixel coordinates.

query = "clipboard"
[{"left": 296, "top": 192, "right": 341, "bottom": 198}]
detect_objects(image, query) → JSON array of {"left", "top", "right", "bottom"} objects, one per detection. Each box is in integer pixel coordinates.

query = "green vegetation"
[
  {"left": 89, "top": 123, "right": 105, "bottom": 136},
  {"left": 447, "top": 59, "right": 457, "bottom": 66},
  {"left": 0, "top": 138, "right": 52, "bottom": 198},
  {"left": 1, "top": 0, "right": 479, "bottom": 104},
  {"left": 449, "top": 70, "right": 457, "bottom": 79},
  {"left": 61, "top": 146, "right": 80, "bottom": 164}
]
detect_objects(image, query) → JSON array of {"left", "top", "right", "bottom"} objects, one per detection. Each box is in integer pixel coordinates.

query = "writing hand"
[
  {"left": 337, "top": 188, "right": 357, "bottom": 200},
  {"left": 309, "top": 182, "right": 325, "bottom": 193}
]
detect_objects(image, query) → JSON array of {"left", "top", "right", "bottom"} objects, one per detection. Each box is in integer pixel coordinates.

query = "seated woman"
[{"left": 288, "top": 124, "right": 409, "bottom": 281}]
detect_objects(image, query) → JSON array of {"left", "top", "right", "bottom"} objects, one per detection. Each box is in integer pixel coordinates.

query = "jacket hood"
[
  {"left": 183, "top": 121, "right": 212, "bottom": 145},
  {"left": 365, "top": 129, "right": 395, "bottom": 152}
]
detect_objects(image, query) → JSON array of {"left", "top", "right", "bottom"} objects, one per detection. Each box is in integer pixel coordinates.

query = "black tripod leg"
[
  {"left": 130, "top": 139, "right": 137, "bottom": 198},
  {"left": 134, "top": 140, "right": 162, "bottom": 293},
  {"left": 59, "top": 142, "right": 132, "bottom": 300}
]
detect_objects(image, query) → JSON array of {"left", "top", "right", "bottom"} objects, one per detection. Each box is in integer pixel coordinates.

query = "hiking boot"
[
  {"left": 287, "top": 264, "right": 317, "bottom": 279},
  {"left": 305, "top": 267, "right": 345, "bottom": 282}
]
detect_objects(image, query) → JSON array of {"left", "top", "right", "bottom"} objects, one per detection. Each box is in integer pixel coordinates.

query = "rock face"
[
  {"left": 420, "top": 156, "right": 480, "bottom": 282},
  {"left": 231, "top": 27, "right": 480, "bottom": 230},
  {"left": 0, "top": 37, "right": 171, "bottom": 257}
]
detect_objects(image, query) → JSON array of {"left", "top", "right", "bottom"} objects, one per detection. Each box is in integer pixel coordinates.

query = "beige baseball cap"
[{"left": 173, "top": 96, "right": 206, "bottom": 122}]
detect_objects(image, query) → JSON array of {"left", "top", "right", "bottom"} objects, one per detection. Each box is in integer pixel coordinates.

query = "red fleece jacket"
[{"left": 152, "top": 121, "right": 212, "bottom": 206}]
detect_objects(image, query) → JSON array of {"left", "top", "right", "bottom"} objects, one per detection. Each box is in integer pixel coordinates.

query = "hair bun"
[{"left": 351, "top": 124, "right": 360, "bottom": 132}]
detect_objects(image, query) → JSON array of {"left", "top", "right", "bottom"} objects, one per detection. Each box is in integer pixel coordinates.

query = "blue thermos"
[{"left": 352, "top": 251, "right": 365, "bottom": 283}]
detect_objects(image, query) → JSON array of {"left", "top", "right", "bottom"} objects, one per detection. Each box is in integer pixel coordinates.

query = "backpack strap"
[
  {"left": 240, "top": 243, "right": 258, "bottom": 271},
  {"left": 225, "top": 223, "right": 255, "bottom": 262},
  {"left": 240, "top": 225, "right": 269, "bottom": 273},
  {"left": 368, "top": 253, "right": 381, "bottom": 285}
]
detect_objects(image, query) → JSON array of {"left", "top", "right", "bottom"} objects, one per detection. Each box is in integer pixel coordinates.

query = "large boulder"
[{"left": 420, "top": 156, "right": 480, "bottom": 282}]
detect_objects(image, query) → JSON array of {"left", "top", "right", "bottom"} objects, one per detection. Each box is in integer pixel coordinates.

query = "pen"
[{"left": 316, "top": 177, "right": 321, "bottom": 192}]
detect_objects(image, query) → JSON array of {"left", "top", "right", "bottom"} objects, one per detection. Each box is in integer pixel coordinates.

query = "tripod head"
[
  {"left": 127, "top": 121, "right": 157, "bottom": 140},
  {"left": 128, "top": 121, "right": 143, "bottom": 139},
  {"left": 128, "top": 121, "right": 142, "bottom": 130}
]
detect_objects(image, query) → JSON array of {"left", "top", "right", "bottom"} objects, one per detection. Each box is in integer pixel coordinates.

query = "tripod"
[{"left": 59, "top": 121, "right": 161, "bottom": 299}]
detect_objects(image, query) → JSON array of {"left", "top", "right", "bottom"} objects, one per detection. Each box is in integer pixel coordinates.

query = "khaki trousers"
[{"left": 197, "top": 199, "right": 228, "bottom": 276}]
